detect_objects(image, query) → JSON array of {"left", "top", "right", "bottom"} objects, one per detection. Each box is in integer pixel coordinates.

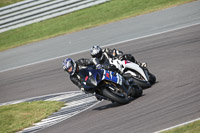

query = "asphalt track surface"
[
  {"left": 0, "top": 23, "right": 200, "bottom": 132},
  {"left": 1, "top": 1, "right": 200, "bottom": 72}
]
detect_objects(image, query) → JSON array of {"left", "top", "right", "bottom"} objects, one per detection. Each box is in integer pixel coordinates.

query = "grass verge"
[
  {"left": 0, "top": 0, "right": 196, "bottom": 51},
  {"left": 0, "top": 101, "right": 65, "bottom": 133},
  {"left": 162, "top": 120, "right": 200, "bottom": 133},
  {"left": 0, "top": 0, "right": 24, "bottom": 7}
]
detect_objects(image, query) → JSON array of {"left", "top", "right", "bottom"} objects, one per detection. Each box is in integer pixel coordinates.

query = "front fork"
[
  {"left": 142, "top": 67, "right": 150, "bottom": 81},
  {"left": 121, "top": 78, "right": 135, "bottom": 97},
  {"left": 123, "top": 77, "right": 142, "bottom": 97}
]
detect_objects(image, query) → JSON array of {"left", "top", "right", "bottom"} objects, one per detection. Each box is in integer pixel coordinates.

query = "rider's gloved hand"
[
  {"left": 113, "top": 69, "right": 122, "bottom": 76},
  {"left": 112, "top": 71, "right": 116, "bottom": 76},
  {"left": 96, "top": 64, "right": 102, "bottom": 69},
  {"left": 118, "top": 55, "right": 125, "bottom": 60}
]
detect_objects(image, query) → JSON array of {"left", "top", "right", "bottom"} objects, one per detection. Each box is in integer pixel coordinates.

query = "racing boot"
[
  {"left": 95, "top": 95, "right": 103, "bottom": 101},
  {"left": 92, "top": 92, "right": 103, "bottom": 101}
]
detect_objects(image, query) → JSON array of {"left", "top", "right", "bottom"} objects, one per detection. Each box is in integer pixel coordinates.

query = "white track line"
[
  {"left": 1, "top": 22, "right": 200, "bottom": 73},
  {"left": 0, "top": 91, "right": 81, "bottom": 106},
  {"left": 155, "top": 117, "right": 200, "bottom": 133}
]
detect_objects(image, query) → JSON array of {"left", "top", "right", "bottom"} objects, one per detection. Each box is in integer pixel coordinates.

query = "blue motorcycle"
[{"left": 79, "top": 68, "right": 143, "bottom": 104}]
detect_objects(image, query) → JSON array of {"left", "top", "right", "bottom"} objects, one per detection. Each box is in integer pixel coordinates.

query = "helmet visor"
[{"left": 67, "top": 66, "right": 73, "bottom": 73}]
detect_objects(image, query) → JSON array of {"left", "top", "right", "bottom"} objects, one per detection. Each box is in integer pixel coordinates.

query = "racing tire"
[
  {"left": 133, "top": 85, "right": 143, "bottom": 98},
  {"left": 102, "top": 88, "right": 130, "bottom": 104},
  {"left": 132, "top": 78, "right": 151, "bottom": 89},
  {"left": 148, "top": 73, "right": 156, "bottom": 85}
]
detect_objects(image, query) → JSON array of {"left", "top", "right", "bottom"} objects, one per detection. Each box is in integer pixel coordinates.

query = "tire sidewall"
[{"left": 102, "top": 88, "right": 129, "bottom": 104}]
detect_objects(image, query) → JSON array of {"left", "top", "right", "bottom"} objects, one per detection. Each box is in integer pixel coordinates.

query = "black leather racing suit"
[
  {"left": 69, "top": 58, "right": 93, "bottom": 90},
  {"left": 92, "top": 48, "right": 136, "bottom": 67}
]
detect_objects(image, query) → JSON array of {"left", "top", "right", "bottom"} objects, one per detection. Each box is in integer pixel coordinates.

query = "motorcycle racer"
[
  {"left": 90, "top": 45, "right": 146, "bottom": 68},
  {"left": 62, "top": 58, "right": 135, "bottom": 100}
]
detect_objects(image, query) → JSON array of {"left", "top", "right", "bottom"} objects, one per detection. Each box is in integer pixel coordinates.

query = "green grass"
[
  {"left": 0, "top": 0, "right": 24, "bottom": 7},
  {"left": 162, "top": 120, "right": 200, "bottom": 133},
  {"left": 0, "top": 0, "right": 196, "bottom": 51},
  {"left": 0, "top": 101, "right": 65, "bottom": 133}
]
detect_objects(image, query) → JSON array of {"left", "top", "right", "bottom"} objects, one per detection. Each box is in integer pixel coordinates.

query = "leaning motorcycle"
[
  {"left": 109, "top": 58, "right": 156, "bottom": 89},
  {"left": 79, "top": 68, "right": 142, "bottom": 104}
]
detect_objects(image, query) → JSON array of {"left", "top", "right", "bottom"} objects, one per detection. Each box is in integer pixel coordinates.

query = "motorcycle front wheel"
[
  {"left": 102, "top": 88, "right": 130, "bottom": 104},
  {"left": 133, "top": 85, "right": 143, "bottom": 98},
  {"left": 148, "top": 72, "right": 156, "bottom": 85},
  {"left": 132, "top": 78, "right": 151, "bottom": 89}
]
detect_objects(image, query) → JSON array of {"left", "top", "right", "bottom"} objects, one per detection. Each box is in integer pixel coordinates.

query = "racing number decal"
[{"left": 106, "top": 73, "right": 110, "bottom": 78}]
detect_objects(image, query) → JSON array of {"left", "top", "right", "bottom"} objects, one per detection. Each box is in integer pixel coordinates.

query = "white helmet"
[{"left": 90, "top": 46, "right": 102, "bottom": 58}]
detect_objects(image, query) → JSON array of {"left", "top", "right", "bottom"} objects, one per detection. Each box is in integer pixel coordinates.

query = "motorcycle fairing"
[
  {"left": 80, "top": 69, "right": 103, "bottom": 89},
  {"left": 124, "top": 62, "right": 148, "bottom": 81},
  {"left": 102, "top": 70, "right": 123, "bottom": 85},
  {"left": 109, "top": 58, "right": 149, "bottom": 81}
]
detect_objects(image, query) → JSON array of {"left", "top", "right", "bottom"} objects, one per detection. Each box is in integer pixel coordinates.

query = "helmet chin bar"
[
  {"left": 63, "top": 58, "right": 77, "bottom": 75},
  {"left": 70, "top": 62, "right": 77, "bottom": 75}
]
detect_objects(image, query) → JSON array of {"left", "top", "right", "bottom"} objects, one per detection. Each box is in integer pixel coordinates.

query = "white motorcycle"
[{"left": 109, "top": 58, "right": 156, "bottom": 89}]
